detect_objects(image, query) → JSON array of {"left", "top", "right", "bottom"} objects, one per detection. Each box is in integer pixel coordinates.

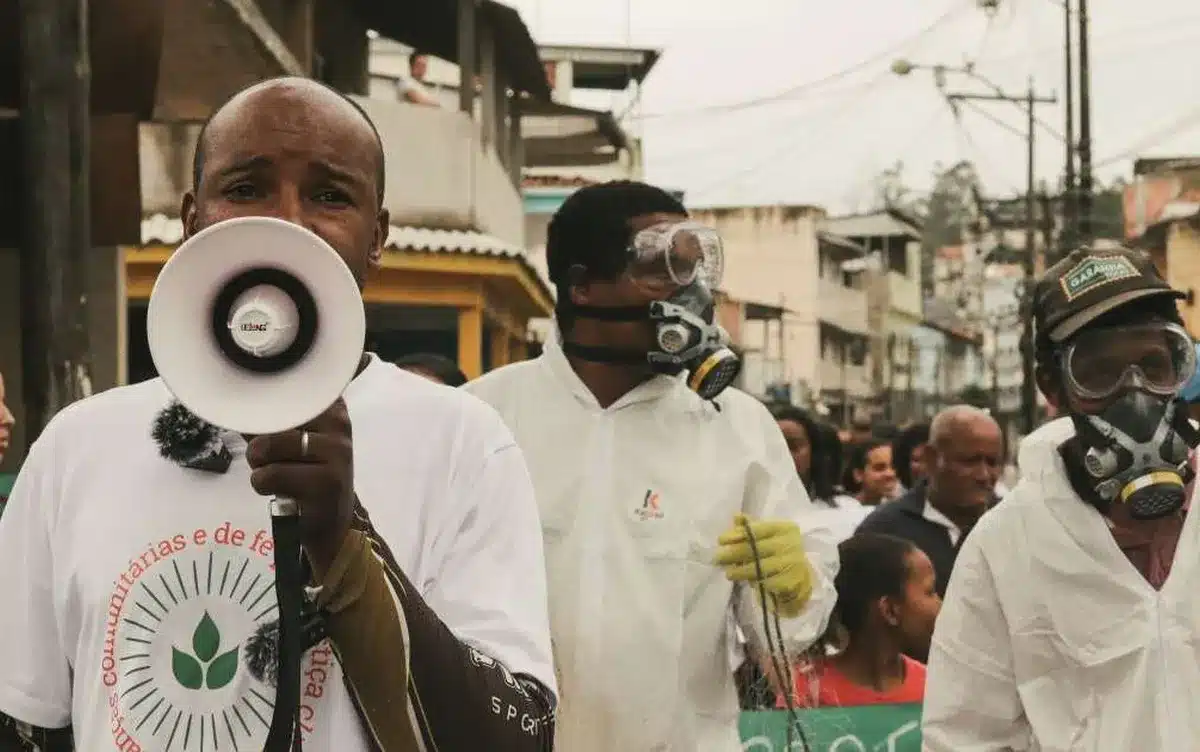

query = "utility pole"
[
  {"left": 1076, "top": 0, "right": 1094, "bottom": 242},
  {"left": 1061, "top": 0, "right": 1077, "bottom": 260},
  {"left": 18, "top": 0, "right": 94, "bottom": 441},
  {"left": 945, "top": 79, "right": 1056, "bottom": 436}
]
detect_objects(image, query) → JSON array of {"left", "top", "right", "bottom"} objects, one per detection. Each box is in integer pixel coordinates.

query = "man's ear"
[
  {"left": 1035, "top": 365, "right": 1061, "bottom": 409},
  {"left": 181, "top": 193, "right": 198, "bottom": 240},
  {"left": 567, "top": 264, "right": 590, "bottom": 305},
  {"left": 922, "top": 441, "right": 940, "bottom": 474},
  {"left": 370, "top": 208, "right": 389, "bottom": 268}
]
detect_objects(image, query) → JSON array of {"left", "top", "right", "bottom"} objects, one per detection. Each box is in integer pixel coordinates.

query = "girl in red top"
[{"left": 778, "top": 533, "right": 941, "bottom": 708}]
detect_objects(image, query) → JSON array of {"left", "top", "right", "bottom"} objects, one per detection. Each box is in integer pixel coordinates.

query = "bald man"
[
  {"left": 857, "top": 405, "right": 1003, "bottom": 604},
  {"left": 0, "top": 78, "right": 555, "bottom": 751}
]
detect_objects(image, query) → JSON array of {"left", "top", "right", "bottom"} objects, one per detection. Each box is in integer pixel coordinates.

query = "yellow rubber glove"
[{"left": 714, "top": 514, "right": 814, "bottom": 618}]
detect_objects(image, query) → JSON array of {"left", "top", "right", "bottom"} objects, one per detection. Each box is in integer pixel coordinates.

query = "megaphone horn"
[{"left": 146, "top": 216, "right": 366, "bottom": 436}]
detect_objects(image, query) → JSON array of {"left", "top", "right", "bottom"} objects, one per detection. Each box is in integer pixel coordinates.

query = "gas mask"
[
  {"left": 1062, "top": 322, "right": 1200, "bottom": 519},
  {"left": 561, "top": 220, "right": 742, "bottom": 400}
]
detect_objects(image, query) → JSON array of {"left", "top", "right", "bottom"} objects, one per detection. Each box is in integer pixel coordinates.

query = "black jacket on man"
[{"left": 855, "top": 482, "right": 991, "bottom": 598}]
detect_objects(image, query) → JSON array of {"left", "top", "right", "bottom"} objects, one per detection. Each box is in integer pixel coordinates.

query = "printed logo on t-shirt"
[
  {"left": 635, "top": 489, "right": 664, "bottom": 521},
  {"left": 101, "top": 521, "right": 327, "bottom": 751}
]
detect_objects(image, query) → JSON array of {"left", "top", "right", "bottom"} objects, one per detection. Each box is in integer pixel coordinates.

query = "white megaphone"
[
  {"left": 146, "top": 216, "right": 366, "bottom": 435},
  {"left": 146, "top": 216, "right": 365, "bottom": 752}
]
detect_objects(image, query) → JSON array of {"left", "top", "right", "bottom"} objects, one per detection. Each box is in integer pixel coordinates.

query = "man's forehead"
[{"left": 206, "top": 81, "right": 373, "bottom": 148}]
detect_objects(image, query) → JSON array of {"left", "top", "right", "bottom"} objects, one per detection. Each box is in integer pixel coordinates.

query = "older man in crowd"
[{"left": 857, "top": 405, "right": 1003, "bottom": 602}]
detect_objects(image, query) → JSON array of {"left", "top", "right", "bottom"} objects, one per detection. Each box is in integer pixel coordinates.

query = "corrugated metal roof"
[
  {"left": 823, "top": 211, "right": 921, "bottom": 240},
  {"left": 385, "top": 225, "right": 524, "bottom": 257},
  {"left": 142, "top": 213, "right": 524, "bottom": 257},
  {"left": 140, "top": 213, "right": 553, "bottom": 295}
]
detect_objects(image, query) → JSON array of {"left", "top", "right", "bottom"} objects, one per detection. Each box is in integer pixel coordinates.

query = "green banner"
[
  {"left": 0, "top": 473, "right": 13, "bottom": 499},
  {"left": 740, "top": 705, "right": 922, "bottom": 751}
]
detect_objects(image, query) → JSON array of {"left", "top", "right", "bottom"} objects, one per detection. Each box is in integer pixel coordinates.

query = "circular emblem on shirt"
[{"left": 100, "top": 525, "right": 281, "bottom": 750}]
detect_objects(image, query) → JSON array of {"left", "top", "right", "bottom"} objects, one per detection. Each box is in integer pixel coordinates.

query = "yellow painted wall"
[{"left": 1166, "top": 222, "right": 1200, "bottom": 337}]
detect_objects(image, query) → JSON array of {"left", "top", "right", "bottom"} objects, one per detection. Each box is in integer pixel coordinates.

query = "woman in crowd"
[
  {"left": 780, "top": 533, "right": 941, "bottom": 708},
  {"left": 842, "top": 439, "right": 899, "bottom": 506},
  {"left": 771, "top": 404, "right": 866, "bottom": 543},
  {"left": 891, "top": 422, "right": 930, "bottom": 494}
]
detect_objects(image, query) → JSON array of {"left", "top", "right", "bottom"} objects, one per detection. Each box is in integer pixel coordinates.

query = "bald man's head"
[
  {"left": 930, "top": 405, "right": 999, "bottom": 450},
  {"left": 182, "top": 76, "right": 391, "bottom": 287},
  {"left": 192, "top": 77, "right": 385, "bottom": 204},
  {"left": 926, "top": 404, "right": 1003, "bottom": 517}
]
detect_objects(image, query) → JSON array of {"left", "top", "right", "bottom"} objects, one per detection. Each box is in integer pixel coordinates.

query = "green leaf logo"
[
  {"left": 172, "top": 647, "right": 204, "bottom": 690},
  {"left": 172, "top": 611, "right": 241, "bottom": 691},
  {"left": 206, "top": 648, "right": 239, "bottom": 689},
  {"left": 193, "top": 612, "right": 220, "bottom": 662}
]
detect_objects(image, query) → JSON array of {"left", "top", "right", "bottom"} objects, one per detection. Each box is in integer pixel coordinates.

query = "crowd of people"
[
  {"left": 4, "top": 73, "right": 1200, "bottom": 751},
  {"left": 732, "top": 401, "right": 1005, "bottom": 713}
]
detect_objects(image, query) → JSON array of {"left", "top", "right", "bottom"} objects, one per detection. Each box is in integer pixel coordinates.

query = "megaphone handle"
[{"left": 265, "top": 497, "right": 304, "bottom": 752}]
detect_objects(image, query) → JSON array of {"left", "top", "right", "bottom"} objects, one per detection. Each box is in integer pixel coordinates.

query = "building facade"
[
  {"left": 689, "top": 206, "right": 873, "bottom": 420},
  {"left": 823, "top": 210, "right": 924, "bottom": 421}
]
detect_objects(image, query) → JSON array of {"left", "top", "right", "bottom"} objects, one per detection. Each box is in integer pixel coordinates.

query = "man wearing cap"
[{"left": 923, "top": 246, "right": 1200, "bottom": 750}]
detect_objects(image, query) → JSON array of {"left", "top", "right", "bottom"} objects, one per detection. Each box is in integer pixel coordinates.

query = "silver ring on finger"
[{"left": 300, "top": 430, "right": 310, "bottom": 459}]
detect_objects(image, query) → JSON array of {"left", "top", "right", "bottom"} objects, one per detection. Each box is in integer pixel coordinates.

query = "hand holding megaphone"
[{"left": 245, "top": 397, "right": 356, "bottom": 576}]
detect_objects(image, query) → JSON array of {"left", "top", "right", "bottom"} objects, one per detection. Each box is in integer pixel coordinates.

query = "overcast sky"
[{"left": 503, "top": 0, "right": 1200, "bottom": 213}]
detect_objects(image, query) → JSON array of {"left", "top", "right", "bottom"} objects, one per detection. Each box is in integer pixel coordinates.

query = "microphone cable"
[
  {"left": 264, "top": 499, "right": 305, "bottom": 751},
  {"left": 742, "top": 518, "right": 811, "bottom": 752}
]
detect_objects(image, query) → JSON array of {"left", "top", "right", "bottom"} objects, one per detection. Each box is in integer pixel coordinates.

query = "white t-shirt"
[
  {"left": 796, "top": 494, "right": 870, "bottom": 545},
  {"left": 0, "top": 355, "right": 555, "bottom": 750}
]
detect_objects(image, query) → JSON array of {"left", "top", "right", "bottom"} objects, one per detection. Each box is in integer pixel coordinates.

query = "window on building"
[{"left": 886, "top": 236, "right": 909, "bottom": 275}]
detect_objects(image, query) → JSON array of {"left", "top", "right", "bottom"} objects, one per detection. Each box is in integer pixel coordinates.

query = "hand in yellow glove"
[{"left": 714, "top": 514, "right": 814, "bottom": 618}]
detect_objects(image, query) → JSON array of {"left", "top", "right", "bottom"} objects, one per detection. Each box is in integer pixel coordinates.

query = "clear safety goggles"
[
  {"left": 625, "top": 221, "right": 724, "bottom": 293},
  {"left": 1061, "top": 322, "right": 1197, "bottom": 401}
]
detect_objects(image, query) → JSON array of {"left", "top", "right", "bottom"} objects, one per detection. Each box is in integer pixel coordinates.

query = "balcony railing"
[
  {"left": 818, "top": 358, "right": 871, "bottom": 397},
  {"left": 817, "top": 278, "right": 868, "bottom": 334}
]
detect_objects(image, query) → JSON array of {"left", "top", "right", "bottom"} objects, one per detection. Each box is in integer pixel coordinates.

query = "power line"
[
  {"left": 1094, "top": 104, "right": 1200, "bottom": 169},
  {"left": 645, "top": 78, "right": 887, "bottom": 169},
  {"left": 681, "top": 71, "right": 899, "bottom": 201},
  {"left": 950, "top": 99, "right": 1021, "bottom": 194},
  {"left": 974, "top": 15, "right": 1200, "bottom": 68},
  {"left": 626, "top": 1, "right": 969, "bottom": 121}
]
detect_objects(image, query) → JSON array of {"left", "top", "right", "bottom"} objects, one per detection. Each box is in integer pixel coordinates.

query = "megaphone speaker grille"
[
  {"left": 147, "top": 217, "right": 366, "bottom": 435},
  {"left": 211, "top": 267, "right": 318, "bottom": 373}
]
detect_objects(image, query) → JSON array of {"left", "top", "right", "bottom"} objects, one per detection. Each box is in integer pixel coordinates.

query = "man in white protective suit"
[
  {"left": 465, "top": 181, "right": 838, "bottom": 750},
  {"left": 923, "top": 246, "right": 1200, "bottom": 751}
]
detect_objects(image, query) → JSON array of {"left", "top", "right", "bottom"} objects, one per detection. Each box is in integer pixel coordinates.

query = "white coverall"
[
  {"left": 465, "top": 334, "right": 838, "bottom": 751},
  {"left": 924, "top": 417, "right": 1200, "bottom": 751}
]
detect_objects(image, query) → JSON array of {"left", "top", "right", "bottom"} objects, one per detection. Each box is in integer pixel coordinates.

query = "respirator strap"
[
  {"left": 561, "top": 341, "right": 648, "bottom": 365},
  {"left": 1172, "top": 400, "right": 1200, "bottom": 448},
  {"left": 562, "top": 303, "right": 649, "bottom": 322}
]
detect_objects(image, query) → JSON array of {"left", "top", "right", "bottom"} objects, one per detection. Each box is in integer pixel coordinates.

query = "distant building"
[
  {"left": 823, "top": 210, "right": 924, "bottom": 422},
  {"left": 1125, "top": 156, "right": 1200, "bottom": 337},
  {"left": 690, "top": 206, "right": 873, "bottom": 421}
]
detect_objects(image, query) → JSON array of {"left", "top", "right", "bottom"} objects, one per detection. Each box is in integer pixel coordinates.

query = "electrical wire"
[
  {"left": 949, "top": 98, "right": 1022, "bottom": 195},
  {"left": 1094, "top": 104, "right": 1200, "bottom": 169},
  {"left": 973, "top": 14, "right": 1200, "bottom": 67},
  {"left": 957, "top": 97, "right": 1030, "bottom": 141},
  {"left": 679, "top": 70, "right": 896, "bottom": 202},
  {"left": 743, "top": 518, "right": 810, "bottom": 751},
  {"left": 627, "top": 1, "right": 970, "bottom": 122},
  {"left": 645, "top": 77, "right": 888, "bottom": 170}
]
